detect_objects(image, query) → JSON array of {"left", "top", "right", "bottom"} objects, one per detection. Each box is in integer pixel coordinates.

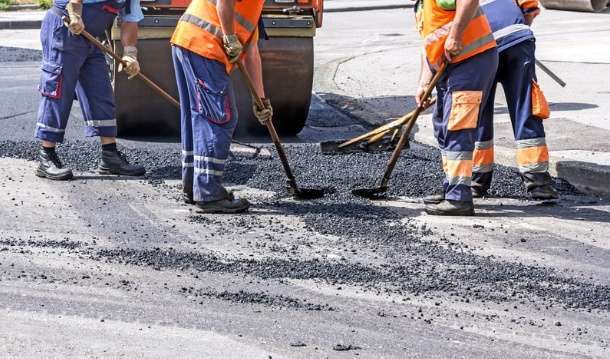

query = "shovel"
[
  {"left": 236, "top": 62, "right": 326, "bottom": 200},
  {"left": 352, "top": 62, "right": 447, "bottom": 199}
]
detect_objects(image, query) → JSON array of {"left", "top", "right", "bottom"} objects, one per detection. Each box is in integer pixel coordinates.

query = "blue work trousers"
[
  {"left": 35, "top": 2, "right": 122, "bottom": 143},
  {"left": 474, "top": 39, "right": 548, "bottom": 190},
  {"left": 433, "top": 48, "right": 499, "bottom": 202},
  {"left": 172, "top": 46, "right": 238, "bottom": 203}
]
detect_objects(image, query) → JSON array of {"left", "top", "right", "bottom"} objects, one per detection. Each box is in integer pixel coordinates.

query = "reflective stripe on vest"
[
  {"left": 171, "top": 0, "right": 263, "bottom": 73},
  {"left": 420, "top": 1, "right": 497, "bottom": 68},
  {"left": 179, "top": 13, "right": 223, "bottom": 40}
]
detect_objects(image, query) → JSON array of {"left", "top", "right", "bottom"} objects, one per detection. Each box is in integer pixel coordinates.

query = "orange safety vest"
[
  {"left": 417, "top": 0, "right": 496, "bottom": 69},
  {"left": 171, "top": 0, "right": 264, "bottom": 73}
]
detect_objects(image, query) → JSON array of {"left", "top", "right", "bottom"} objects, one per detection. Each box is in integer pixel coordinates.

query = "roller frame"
[
  {"left": 112, "top": 14, "right": 316, "bottom": 137},
  {"left": 540, "top": 0, "right": 609, "bottom": 12}
]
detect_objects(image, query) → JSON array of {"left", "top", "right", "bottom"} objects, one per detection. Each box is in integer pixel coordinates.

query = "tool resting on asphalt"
[
  {"left": 352, "top": 62, "right": 447, "bottom": 199},
  {"left": 237, "top": 62, "right": 327, "bottom": 200}
]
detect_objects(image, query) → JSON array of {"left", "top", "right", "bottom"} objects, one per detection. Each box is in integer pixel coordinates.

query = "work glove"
[
  {"left": 443, "top": 35, "right": 463, "bottom": 62},
  {"left": 66, "top": 1, "right": 85, "bottom": 36},
  {"left": 253, "top": 97, "right": 273, "bottom": 125},
  {"left": 223, "top": 34, "right": 243, "bottom": 63},
  {"left": 119, "top": 46, "right": 141, "bottom": 79}
]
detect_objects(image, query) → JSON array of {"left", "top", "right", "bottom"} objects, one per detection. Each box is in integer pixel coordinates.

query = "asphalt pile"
[
  {"left": 2, "top": 138, "right": 605, "bottom": 313},
  {"left": 180, "top": 287, "right": 335, "bottom": 311}
]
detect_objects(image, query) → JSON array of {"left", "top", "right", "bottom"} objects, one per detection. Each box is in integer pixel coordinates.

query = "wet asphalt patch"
[
  {"left": 180, "top": 287, "right": 335, "bottom": 311},
  {"left": 1, "top": 139, "right": 606, "bottom": 313}
]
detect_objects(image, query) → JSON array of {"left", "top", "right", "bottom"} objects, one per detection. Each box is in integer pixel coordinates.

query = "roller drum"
[
  {"left": 113, "top": 37, "right": 314, "bottom": 138},
  {"left": 540, "top": 0, "right": 609, "bottom": 12}
]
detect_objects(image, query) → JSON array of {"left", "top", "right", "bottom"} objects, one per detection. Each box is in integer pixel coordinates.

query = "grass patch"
[
  {"left": 0, "top": 0, "right": 14, "bottom": 11},
  {"left": 38, "top": 0, "right": 51, "bottom": 9}
]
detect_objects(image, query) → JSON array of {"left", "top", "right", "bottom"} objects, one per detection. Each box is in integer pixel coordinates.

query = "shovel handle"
[
  {"left": 236, "top": 62, "right": 299, "bottom": 190},
  {"left": 535, "top": 59, "right": 566, "bottom": 88},
  {"left": 339, "top": 97, "right": 437, "bottom": 149},
  {"left": 64, "top": 19, "right": 180, "bottom": 109},
  {"left": 379, "top": 62, "right": 447, "bottom": 187}
]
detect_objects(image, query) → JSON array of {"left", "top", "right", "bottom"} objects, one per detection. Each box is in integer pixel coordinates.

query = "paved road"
[{"left": 1, "top": 9, "right": 610, "bottom": 359}]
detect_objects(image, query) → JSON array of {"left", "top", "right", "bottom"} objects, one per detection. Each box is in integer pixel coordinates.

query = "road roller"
[
  {"left": 110, "top": 0, "right": 324, "bottom": 137},
  {"left": 540, "top": 0, "right": 609, "bottom": 12}
]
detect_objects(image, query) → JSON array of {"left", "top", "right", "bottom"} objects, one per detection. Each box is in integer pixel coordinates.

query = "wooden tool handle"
[
  {"left": 379, "top": 62, "right": 447, "bottom": 187},
  {"left": 339, "top": 96, "right": 437, "bottom": 149},
  {"left": 236, "top": 62, "right": 299, "bottom": 188},
  {"left": 65, "top": 19, "right": 180, "bottom": 109}
]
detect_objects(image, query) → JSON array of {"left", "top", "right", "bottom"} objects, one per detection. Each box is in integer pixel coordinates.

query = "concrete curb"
[
  {"left": 4, "top": 4, "right": 41, "bottom": 11},
  {"left": 326, "top": 4, "right": 413, "bottom": 13},
  {"left": 0, "top": 20, "right": 41, "bottom": 29}
]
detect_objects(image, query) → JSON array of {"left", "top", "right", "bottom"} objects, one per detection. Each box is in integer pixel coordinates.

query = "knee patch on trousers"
[
  {"left": 449, "top": 91, "right": 482, "bottom": 131},
  {"left": 39, "top": 61, "right": 63, "bottom": 99}
]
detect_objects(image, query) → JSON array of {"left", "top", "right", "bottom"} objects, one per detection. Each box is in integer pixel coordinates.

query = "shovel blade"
[
  {"left": 287, "top": 185, "right": 328, "bottom": 200},
  {"left": 351, "top": 186, "right": 388, "bottom": 200}
]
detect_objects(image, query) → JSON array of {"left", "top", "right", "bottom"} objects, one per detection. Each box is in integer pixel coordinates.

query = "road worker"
[
  {"left": 415, "top": 0, "right": 499, "bottom": 216},
  {"left": 171, "top": 0, "right": 272, "bottom": 213},
  {"left": 35, "top": 0, "right": 146, "bottom": 180},
  {"left": 471, "top": 0, "right": 558, "bottom": 200}
]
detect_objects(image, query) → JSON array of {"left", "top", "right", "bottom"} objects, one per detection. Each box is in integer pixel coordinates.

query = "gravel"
[
  {"left": 2, "top": 138, "right": 606, "bottom": 313},
  {"left": 0, "top": 47, "right": 42, "bottom": 62}
]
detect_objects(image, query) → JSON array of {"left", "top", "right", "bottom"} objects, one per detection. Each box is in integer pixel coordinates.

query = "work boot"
[
  {"left": 98, "top": 145, "right": 146, "bottom": 176},
  {"left": 425, "top": 200, "right": 475, "bottom": 216},
  {"left": 183, "top": 186, "right": 234, "bottom": 205},
  {"left": 529, "top": 184, "right": 559, "bottom": 201},
  {"left": 522, "top": 172, "right": 559, "bottom": 201},
  {"left": 471, "top": 185, "right": 488, "bottom": 199},
  {"left": 196, "top": 197, "right": 250, "bottom": 214},
  {"left": 422, "top": 193, "right": 444, "bottom": 205},
  {"left": 36, "top": 147, "right": 73, "bottom": 181}
]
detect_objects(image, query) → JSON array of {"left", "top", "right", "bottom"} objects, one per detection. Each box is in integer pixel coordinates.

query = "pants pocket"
[
  {"left": 39, "top": 61, "right": 63, "bottom": 99},
  {"left": 196, "top": 79, "right": 232, "bottom": 125},
  {"left": 449, "top": 90, "right": 482, "bottom": 131},
  {"left": 531, "top": 80, "right": 550, "bottom": 120}
]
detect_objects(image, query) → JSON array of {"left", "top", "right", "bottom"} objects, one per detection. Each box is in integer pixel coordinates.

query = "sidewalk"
[{"left": 0, "top": 10, "right": 43, "bottom": 29}]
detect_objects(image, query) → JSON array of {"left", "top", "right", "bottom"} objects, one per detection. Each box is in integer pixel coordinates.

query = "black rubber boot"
[
  {"left": 522, "top": 172, "right": 559, "bottom": 201},
  {"left": 98, "top": 148, "right": 146, "bottom": 176},
  {"left": 425, "top": 200, "right": 475, "bottom": 216},
  {"left": 529, "top": 184, "right": 559, "bottom": 201},
  {"left": 183, "top": 177, "right": 195, "bottom": 204},
  {"left": 423, "top": 193, "right": 444, "bottom": 205},
  {"left": 471, "top": 185, "right": 488, "bottom": 199},
  {"left": 196, "top": 197, "right": 250, "bottom": 214},
  {"left": 36, "top": 147, "right": 73, "bottom": 181},
  {"left": 184, "top": 185, "right": 234, "bottom": 205}
]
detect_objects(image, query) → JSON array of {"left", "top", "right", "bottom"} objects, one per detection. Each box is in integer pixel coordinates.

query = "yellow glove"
[
  {"left": 222, "top": 34, "right": 243, "bottom": 63},
  {"left": 118, "top": 46, "right": 140, "bottom": 80},
  {"left": 66, "top": 1, "right": 84, "bottom": 35},
  {"left": 253, "top": 98, "right": 273, "bottom": 125}
]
